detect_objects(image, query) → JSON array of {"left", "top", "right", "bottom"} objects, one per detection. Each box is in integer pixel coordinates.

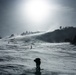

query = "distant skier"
[
  {"left": 8, "top": 41, "right": 9, "bottom": 44},
  {"left": 30, "top": 45, "right": 32, "bottom": 49},
  {"left": 34, "top": 58, "right": 41, "bottom": 72}
]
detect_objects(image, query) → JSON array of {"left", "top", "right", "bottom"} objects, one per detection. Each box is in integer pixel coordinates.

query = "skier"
[{"left": 34, "top": 58, "right": 41, "bottom": 72}]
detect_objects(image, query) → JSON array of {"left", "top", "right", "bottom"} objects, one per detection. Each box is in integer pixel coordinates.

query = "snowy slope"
[{"left": 0, "top": 34, "right": 76, "bottom": 75}]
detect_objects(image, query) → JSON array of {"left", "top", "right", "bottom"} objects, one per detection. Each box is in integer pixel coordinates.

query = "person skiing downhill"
[{"left": 34, "top": 58, "right": 41, "bottom": 71}]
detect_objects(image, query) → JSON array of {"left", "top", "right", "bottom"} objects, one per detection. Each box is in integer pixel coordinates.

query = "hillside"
[
  {"left": 36, "top": 27, "right": 76, "bottom": 43},
  {"left": 4, "top": 27, "right": 76, "bottom": 44},
  {"left": 0, "top": 27, "right": 76, "bottom": 75}
]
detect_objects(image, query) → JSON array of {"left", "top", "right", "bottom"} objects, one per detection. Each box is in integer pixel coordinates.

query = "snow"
[{"left": 0, "top": 35, "right": 76, "bottom": 75}]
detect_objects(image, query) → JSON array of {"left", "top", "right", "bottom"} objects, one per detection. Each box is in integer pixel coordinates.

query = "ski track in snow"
[{"left": 0, "top": 36, "right": 76, "bottom": 75}]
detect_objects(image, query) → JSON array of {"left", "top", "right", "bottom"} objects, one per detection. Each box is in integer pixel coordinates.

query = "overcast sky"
[{"left": 0, "top": 0, "right": 76, "bottom": 37}]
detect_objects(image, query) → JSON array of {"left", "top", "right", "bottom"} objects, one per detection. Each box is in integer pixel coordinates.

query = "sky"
[{"left": 0, "top": 0, "right": 76, "bottom": 37}]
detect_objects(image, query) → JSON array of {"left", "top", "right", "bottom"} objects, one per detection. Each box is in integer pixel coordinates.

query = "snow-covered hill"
[{"left": 0, "top": 33, "right": 76, "bottom": 75}]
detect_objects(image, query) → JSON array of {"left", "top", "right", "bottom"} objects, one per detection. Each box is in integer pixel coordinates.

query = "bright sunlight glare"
[
  {"left": 24, "top": 0, "right": 50, "bottom": 23},
  {"left": 17, "top": 0, "right": 59, "bottom": 31}
]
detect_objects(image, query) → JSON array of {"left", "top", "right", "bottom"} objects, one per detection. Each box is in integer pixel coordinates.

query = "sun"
[
  {"left": 24, "top": 0, "right": 50, "bottom": 23},
  {"left": 17, "top": 0, "right": 57, "bottom": 31}
]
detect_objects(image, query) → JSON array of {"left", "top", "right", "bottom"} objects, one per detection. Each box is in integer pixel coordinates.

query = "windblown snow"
[{"left": 0, "top": 33, "right": 76, "bottom": 75}]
